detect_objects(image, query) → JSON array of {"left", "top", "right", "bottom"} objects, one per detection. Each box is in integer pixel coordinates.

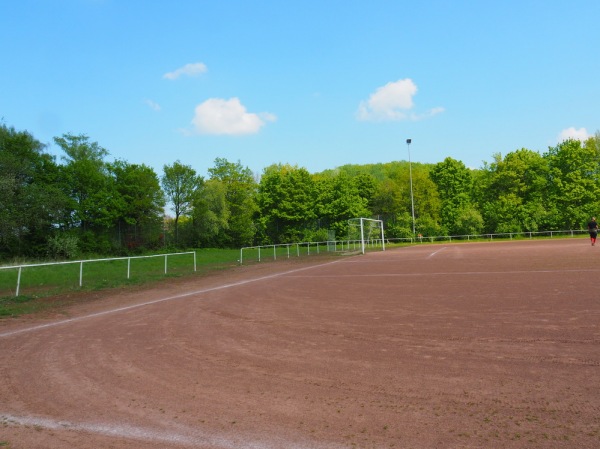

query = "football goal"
[{"left": 347, "top": 218, "right": 385, "bottom": 254}]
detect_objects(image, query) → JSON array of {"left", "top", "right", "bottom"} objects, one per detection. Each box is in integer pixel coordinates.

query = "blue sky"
[{"left": 1, "top": 0, "right": 598, "bottom": 177}]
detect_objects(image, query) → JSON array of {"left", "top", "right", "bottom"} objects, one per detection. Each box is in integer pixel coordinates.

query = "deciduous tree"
[
  {"left": 0, "top": 125, "right": 69, "bottom": 257},
  {"left": 109, "top": 160, "right": 165, "bottom": 249},
  {"left": 208, "top": 158, "right": 257, "bottom": 246},
  {"left": 161, "top": 160, "right": 202, "bottom": 244},
  {"left": 258, "top": 164, "right": 317, "bottom": 243}
]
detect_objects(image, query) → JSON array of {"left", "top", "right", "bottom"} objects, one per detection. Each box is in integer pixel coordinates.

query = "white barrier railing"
[
  {"left": 239, "top": 239, "right": 383, "bottom": 265},
  {"left": 394, "top": 229, "right": 585, "bottom": 244},
  {"left": 239, "top": 229, "right": 588, "bottom": 265},
  {"left": 0, "top": 251, "right": 196, "bottom": 297}
]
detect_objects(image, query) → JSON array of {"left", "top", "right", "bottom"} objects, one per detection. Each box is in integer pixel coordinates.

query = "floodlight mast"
[{"left": 407, "top": 139, "right": 416, "bottom": 237}]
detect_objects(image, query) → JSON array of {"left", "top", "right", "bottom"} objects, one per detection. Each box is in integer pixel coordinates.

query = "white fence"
[
  {"left": 0, "top": 252, "right": 196, "bottom": 297},
  {"left": 240, "top": 229, "right": 588, "bottom": 265},
  {"left": 390, "top": 229, "right": 586, "bottom": 244},
  {"left": 239, "top": 239, "right": 383, "bottom": 265}
]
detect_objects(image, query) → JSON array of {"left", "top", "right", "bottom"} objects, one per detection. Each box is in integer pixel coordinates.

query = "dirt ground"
[{"left": 1, "top": 239, "right": 599, "bottom": 449}]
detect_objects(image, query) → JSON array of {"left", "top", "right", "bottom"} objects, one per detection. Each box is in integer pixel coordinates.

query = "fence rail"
[
  {"left": 0, "top": 252, "right": 196, "bottom": 297},
  {"left": 239, "top": 239, "right": 383, "bottom": 265},
  {"left": 240, "top": 229, "right": 588, "bottom": 264},
  {"left": 398, "top": 229, "right": 586, "bottom": 244}
]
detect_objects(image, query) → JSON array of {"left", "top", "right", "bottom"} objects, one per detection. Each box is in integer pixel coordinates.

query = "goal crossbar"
[{"left": 348, "top": 218, "right": 385, "bottom": 254}]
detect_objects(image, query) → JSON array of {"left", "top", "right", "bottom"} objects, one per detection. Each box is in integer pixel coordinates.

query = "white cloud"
[
  {"left": 163, "top": 62, "right": 207, "bottom": 80},
  {"left": 356, "top": 78, "right": 444, "bottom": 121},
  {"left": 191, "top": 97, "right": 276, "bottom": 135},
  {"left": 144, "top": 99, "right": 161, "bottom": 111},
  {"left": 558, "top": 127, "right": 590, "bottom": 142}
]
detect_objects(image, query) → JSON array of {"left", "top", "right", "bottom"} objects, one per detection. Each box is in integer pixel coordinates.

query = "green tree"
[
  {"left": 385, "top": 211, "right": 413, "bottom": 239},
  {"left": 477, "top": 149, "right": 549, "bottom": 233},
  {"left": 161, "top": 160, "right": 202, "bottom": 245},
  {"left": 191, "top": 179, "right": 230, "bottom": 247},
  {"left": 109, "top": 160, "right": 165, "bottom": 250},
  {"left": 314, "top": 171, "right": 370, "bottom": 238},
  {"left": 352, "top": 173, "right": 378, "bottom": 210},
  {"left": 430, "top": 157, "right": 476, "bottom": 235},
  {"left": 372, "top": 179, "right": 403, "bottom": 217},
  {"left": 54, "top": 133, "right": 117, "bottom": 252},
  {"left": 410, "top": 166, "right": 441, "bottom": 233},
  {"left": 258, "top": 164, "right": 317, "bottom": 243},
  {"left": 383, "top": 162, "right": 440, "bottom": 236},
  {"left": 0, "top": 125, "right": 69, "bottom": 258},
  {"left": 208, "top": 158, "right": 257, "bottom": 247},
  {"left": 543, "top": 139, "right": 600, "bottom": 229}
]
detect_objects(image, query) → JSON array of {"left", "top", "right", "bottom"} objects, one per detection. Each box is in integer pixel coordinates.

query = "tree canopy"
[{"left": 1, "top": 121, "right": 599, "bottom": 260}]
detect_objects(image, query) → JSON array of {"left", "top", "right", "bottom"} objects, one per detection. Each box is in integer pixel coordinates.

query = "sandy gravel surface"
[{"left": 1, "top": 240, "right": 599, "bottom": 448}]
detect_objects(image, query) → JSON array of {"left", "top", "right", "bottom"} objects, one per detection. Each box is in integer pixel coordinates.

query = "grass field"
[{"left": 0, "top": 248, "right": 241, "bottom": 317}]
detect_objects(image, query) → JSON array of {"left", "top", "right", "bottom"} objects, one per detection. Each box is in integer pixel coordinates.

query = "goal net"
[{"left": 347, "top": 218, "right": 385, "bottom": 254}]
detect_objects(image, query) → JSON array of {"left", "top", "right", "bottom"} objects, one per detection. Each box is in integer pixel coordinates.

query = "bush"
[{"left": 46, "top": 234, "right": 79, "bottom": 259}]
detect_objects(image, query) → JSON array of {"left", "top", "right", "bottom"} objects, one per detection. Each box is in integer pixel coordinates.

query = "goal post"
[{"left": 347, "top": 218, "right": 385, "bottom": 254}]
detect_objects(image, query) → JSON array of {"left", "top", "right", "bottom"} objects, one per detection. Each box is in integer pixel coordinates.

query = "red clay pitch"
[{"left": 1, "top": 239, "right": 599, "bottom": 449}]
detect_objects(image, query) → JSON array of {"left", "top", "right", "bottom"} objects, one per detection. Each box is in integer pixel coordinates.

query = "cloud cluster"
[
  {"left": 161, "top": 62, "right": 276, "bottom": 135},
  {"left": 159, "top": 64, "right": 441, "bottom": 136},
  {"left": 163, "top": 62, "right": 207, "bottom": 80},
  {"left": 144, "top": 99, "right": 161, "bottom": 111},
  {"left": 558, "top": 127, "right": 590, "bottom": 143},
  {"left": 357, "top": 78, "right": 444, "bottom": 121},
  {"left": 191, "top": 97, "right": 276, "bottom": 135}
]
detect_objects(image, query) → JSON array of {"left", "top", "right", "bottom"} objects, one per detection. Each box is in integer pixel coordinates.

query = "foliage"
[
  {"left": 161, "top": 160, "right": 203, "bottom": 244},
  {"left": 258, "top": 164, "right": 317, "bottom": 243},
  {"left": 109, "top": 160, "right": 165, "bottom": 249},
  {"left": 385, "top": 212, "right": 414, "bottom": 239},
  {"left": 544, "top": 139, "right": 600, "bottom": 229},
  {"left": 2, "top": 120, "right": 600, "bottom": 262},
  {"left": 208, "top": 158, "right": 257, "bottom": 247},
  {"left": 46, "top": 233, "right": 80, "bottom": 259},
  {"left": 55, "top": 133, "right": 115, "bottom": 232},
  {"left": 0, "top": 125, "right": 70, "bottom": 258},
  {"left": 191, "top": 179, "right": 230, "bottom": 247},
  {"left": 476, "top": 149, "right": 550, "bottom": 233},
  {"left": 430, "top": 157, "right": 475, "bottom": 235},
  {"left": 314, "top": 171, "right": 370, "bottom": 237}
]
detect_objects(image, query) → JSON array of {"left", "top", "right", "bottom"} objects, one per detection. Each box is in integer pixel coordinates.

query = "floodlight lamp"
[{"left": 406, "top": 139, "right": 412, "bottom": 144}]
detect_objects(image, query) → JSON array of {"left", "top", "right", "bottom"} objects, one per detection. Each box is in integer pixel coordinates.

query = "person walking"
[{"left": 588, "top": 217, "right": 598, "bottom": 246}]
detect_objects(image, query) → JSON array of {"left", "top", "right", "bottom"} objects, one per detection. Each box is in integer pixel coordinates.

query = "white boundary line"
[
  {"left": 0, "top": 258, "right": 351, "bottom": 448},
  {"left": 0, "top": 259, "right": 342, "bottom": 339},
  {"left": 426, "top": 246, "right": 448, "bottom": 258},
  {"left": 0, "top": 413, "right": 344, "bottom": 449},
  {"left": 287, "top": 268, "right": 600, "bottom": 278}
]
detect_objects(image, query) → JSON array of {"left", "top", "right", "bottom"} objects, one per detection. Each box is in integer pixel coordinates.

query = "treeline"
[{"left": 1, "top": 123, "right": 599, "bottom": 260}]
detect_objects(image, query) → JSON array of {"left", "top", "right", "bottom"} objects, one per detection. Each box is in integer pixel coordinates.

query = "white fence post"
[{"left": 16, "top": 267, "right": 22, "bottom": 297}]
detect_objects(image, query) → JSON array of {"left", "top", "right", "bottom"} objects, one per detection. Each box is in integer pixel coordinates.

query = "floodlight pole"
[{"left": 407, "top": 138, "right": 416, "bottom": 237}]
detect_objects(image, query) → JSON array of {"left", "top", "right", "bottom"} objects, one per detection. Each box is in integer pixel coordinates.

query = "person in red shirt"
[{"left": 587, "top": 217, "right": 598, "bottom": 246}]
